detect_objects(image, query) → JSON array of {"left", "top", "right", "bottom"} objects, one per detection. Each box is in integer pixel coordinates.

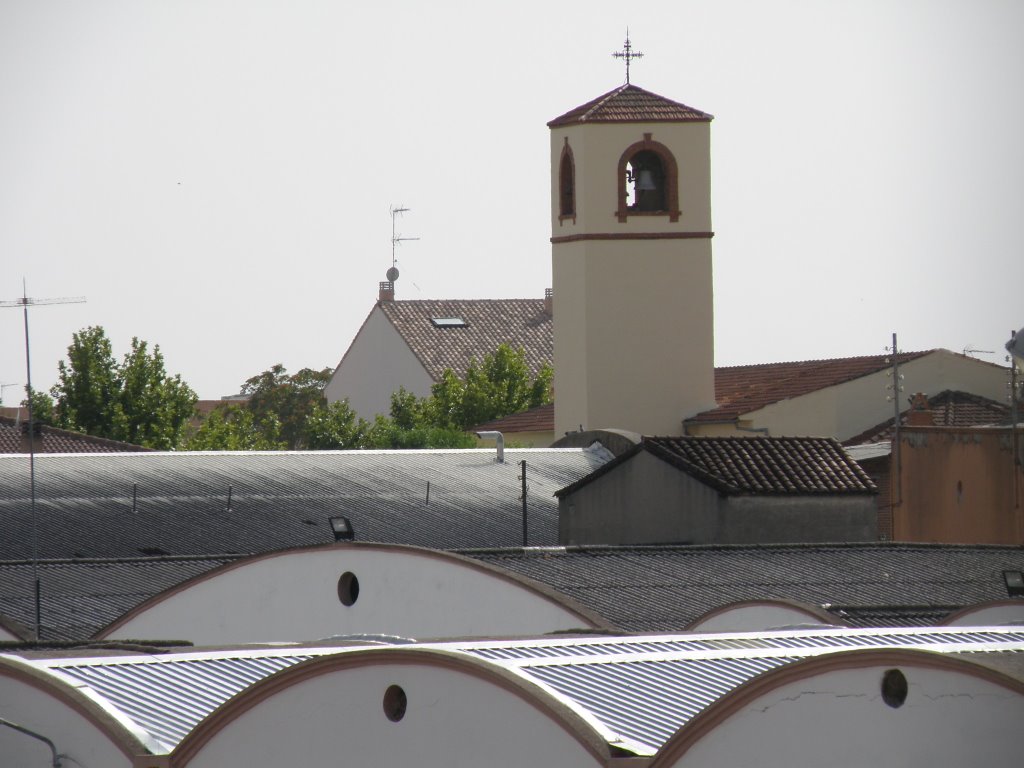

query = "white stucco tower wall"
[{"left": 550, "top": 85, "right": 717, "bottom": 437}]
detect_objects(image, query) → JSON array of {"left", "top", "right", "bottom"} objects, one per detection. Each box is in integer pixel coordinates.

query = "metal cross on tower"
[{"left": 612, "top": 32, "right": 644, "bottom": 84}]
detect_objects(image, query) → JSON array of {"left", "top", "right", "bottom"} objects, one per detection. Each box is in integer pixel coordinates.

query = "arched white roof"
[
  {"left": 96, "top": 543, "right": 607, "bottom": 644},
  {"left": 7, "top": 626, "right": 1024, "bottom": 766}
]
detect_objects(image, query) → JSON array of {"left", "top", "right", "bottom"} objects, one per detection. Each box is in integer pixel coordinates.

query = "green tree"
[
  {"left": 183, "top": 405, "right": 283, "bottom": 451},
  {"left": 304, "top": 399, "right": 369, "bottom": 450},
  {"left": 241, "top": 364, "right": 332, "bottom": 449},
  {"left": 48, "top": 326, "right": 198, "bottom": 449},
  {"left": 430, "top": 344, "right": 553, "bottom": 431},
  {"left": 114, "top": 338, "right": 197, "bottom": 449},
  {"left": 52, "top": 326, "right": 119, "bottom": 438},
  {"left": 22, "top": 388, "right": 55, "bottom": 426}
]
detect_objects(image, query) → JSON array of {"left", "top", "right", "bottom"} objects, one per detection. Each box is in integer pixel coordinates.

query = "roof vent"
[{"left": 475, "top": 431, "right": 505, "bottom": 463}]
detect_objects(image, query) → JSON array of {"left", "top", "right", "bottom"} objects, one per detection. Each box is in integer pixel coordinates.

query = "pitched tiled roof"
[
  {"left": 689, "top": 352, "right": 935, "bottom": 423},
  {"left": 467, "top": 543, "right": 1024, "bottom": 631},
  {"left": 547, "top": 84, "right": 713, "bottom": 127},
  {"left": 0, "top": 448, "right": 611, "bottom": 560},
  {"left": 0, "top": 416, "right": 149, "bottom": 454},
  {"left": 646, "top": 436, "right": 876, "bottom": 494},
  {"left": 558, "top": 435, "right": 876, "bottom": 498},
  {"left": 472, "top": 403, "right": 554, "bottom": 433},
  {"left": 844, "top": 390, "right": 1013, "bottom": 445},
  {"left": 378, "top": 299, "right": 552, "bottom": 382}
]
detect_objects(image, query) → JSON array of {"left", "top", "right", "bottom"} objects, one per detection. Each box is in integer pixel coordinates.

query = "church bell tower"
[{"left": 549, "top": 58, "right": 717, "bottom": 437}]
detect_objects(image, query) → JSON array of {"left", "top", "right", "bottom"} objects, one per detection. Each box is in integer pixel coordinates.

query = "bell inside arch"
[{"left": 636, "top": 168, "right": 658, "bottom": 191}]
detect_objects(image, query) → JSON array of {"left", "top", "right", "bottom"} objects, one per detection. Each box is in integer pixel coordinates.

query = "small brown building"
[{"left": 557, "top": 435, "right": 878, "bottom": 545}]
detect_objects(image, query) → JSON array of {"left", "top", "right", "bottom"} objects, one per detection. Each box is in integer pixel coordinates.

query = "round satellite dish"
[{"left": 386, "top": 266, "right": 400, "bottom": 282}]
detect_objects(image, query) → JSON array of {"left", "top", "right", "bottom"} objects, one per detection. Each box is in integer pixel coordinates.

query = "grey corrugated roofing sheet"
[
  {"left": 0, "top": 448, "right": 611, "bottom": 560},
  {"left": 3, "top": 541, "right": 1022, "bottom": 641},
  {"left": 0, "top": 555, "right": 240, "bottom": 640},
  {"left": 19, "top": 626, "right": 1024, "bottom": 757},
  {"left": 465, "top": 543, "right": 1024, "bottom": 630}
]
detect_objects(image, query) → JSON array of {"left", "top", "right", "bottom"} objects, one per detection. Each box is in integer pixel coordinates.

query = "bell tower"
[{"left": 549, "top": 77, "right": 717, "bottom": 436}]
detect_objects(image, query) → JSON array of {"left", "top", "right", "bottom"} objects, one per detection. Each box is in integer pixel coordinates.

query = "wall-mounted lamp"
[
  {"left": 329, "top": 516, "right": 355, "bottom": 542},
  {"left": 1004, "top": 570, "right": 1024, "bottom": 597},
  {"left": 475, "top": 430, "right": 504, "bottom": 463}
]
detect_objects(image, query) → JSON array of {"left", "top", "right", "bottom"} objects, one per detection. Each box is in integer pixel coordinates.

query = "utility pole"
[
  {"left": 886, "top": 333, "right": 904, "bottom": 518},
  {"left": 1, "top": 284, "right": 85, "bottom": 640}
]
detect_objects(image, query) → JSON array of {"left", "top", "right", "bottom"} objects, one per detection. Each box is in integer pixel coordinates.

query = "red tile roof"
[
  {"left": 379, "top": 298, "right": 552, "bottom": 382},
  {"left": 558, "top": 435, "right": 877, "bottom": 498},
  {"left": 688, "top": 352, "right": 935, "bottom": 423},
  {"left": 547, "top": 84, "right": 713, "bottom": 127},
  {"left": 473, "top": 403, "right": 554, "bottom": 433},
  {"left": 0, "top": 417, "right": 149, "bottom": 454},
  {"left": 844, "top": 390, "right": 1012, "bottom": 445}
]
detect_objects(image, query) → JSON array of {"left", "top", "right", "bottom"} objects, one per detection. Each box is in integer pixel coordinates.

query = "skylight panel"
[{"left": 431, "top": 317, "right": 468, "bottom": 328}]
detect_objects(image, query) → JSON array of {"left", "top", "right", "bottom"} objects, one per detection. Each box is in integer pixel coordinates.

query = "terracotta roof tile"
[
  {"left": 689, "top": 352, "right": 935, "bottom": 423},
  {"left": 559, "top": 435, "right": 876, "bottom": 497},
  {"left": 0, "top": 417, "right": 149, "bottom": 454},
  {"left": 473, "top": 403, "right": 554, "bottom": 433},
  {"left": 643, "top": 435, "right": 876, "bottom": 494},
  {"left": 844, "top": 390, "right": 1012, "bottom": 445},
  {"left": 548, "top": 83, "right": 712, "bottom": 127},
  {"left": 380, "top": 298, "right": 552, "bottom": 382}
]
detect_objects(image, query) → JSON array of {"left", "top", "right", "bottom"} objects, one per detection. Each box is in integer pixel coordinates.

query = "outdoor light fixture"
[
  {"left": 329, "top": 516, "right": 355, "bottom": 542},
  {"left": 1004, "top": 570, "right": 1024, "bottom": 597}
]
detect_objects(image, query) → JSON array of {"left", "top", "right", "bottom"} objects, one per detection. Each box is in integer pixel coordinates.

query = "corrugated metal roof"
[
  {"left": 37, "top": 648, "right": 333, "bottom": 752},
  {"left": 467, "top": 543, "right": 1024, "bottom": 630},
  {"left": 0, "top": 448, "right": 611, "bottom": 559},
  {"left": 4, "top": 542, "right": 1022, "bottom": 641},
  {"left": 17, "top": 626, "right": 1024, "bottom": 757}
]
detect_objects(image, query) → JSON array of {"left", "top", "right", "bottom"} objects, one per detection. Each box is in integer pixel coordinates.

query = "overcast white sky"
[{"left": 2, "top": 0, "right": 1022, "bottom": 401}]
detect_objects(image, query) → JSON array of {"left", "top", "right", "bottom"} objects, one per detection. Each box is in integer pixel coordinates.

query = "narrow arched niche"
[{"left": 558, "top": 138, "right": 576, "bottom": 221}]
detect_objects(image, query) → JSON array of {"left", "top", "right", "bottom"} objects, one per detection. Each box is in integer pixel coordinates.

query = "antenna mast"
[
  {"left": 386, "top": 205, "right": 420, "bottom": 285},
  {"left": 1, "top": 283, "right": 86, "bottom": 640}
]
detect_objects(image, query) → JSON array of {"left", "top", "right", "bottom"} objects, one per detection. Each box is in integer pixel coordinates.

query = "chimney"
[
  {"left": 378, "top": 281, "right": 395, "bottom": 303},
  {"left": 906, "top": 392, "right": 932, "bottom": 426},
  {"left": 544, "top": 287, "right": 553, "bottom": 316},
  {"left": 20, "top": 420, "right": 43, "bottom": 453}
]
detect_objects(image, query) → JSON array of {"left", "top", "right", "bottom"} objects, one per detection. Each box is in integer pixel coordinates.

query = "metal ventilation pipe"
[{"left": 475, "top": 431, "right": 505, "bottom": 463}]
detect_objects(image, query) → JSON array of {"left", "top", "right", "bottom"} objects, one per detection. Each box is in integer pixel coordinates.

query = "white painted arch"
[
  {"left": 169, "top": 647, "right": 611, "bottom": 768},
  {"left": 651, "top": 648, "right": 1024, "bottom": 768},
  {"left": 98, "top": 543, "right": 606, "bottom": 645}
]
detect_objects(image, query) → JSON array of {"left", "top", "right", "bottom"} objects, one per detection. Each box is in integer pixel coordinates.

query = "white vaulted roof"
[{"left": 9, "top": 626, "right": 1024, "bottom": 758}]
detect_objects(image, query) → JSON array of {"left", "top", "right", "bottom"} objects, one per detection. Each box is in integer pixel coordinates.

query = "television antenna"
[
  {"left": 1, "top": 282, "right": 86, "bottom": 640},
  {"left": 387, "top": 205, "right": 420, "bottom": 283},
  {"left": 0, "top": 382, "right": 19, "bottom": 407}
]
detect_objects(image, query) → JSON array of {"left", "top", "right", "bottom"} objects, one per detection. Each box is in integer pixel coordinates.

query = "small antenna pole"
[
  {"left": 612, "top": 30, "right": 644, "bottom": 84},
  {"left": 388, "top": 205, "right": 420, "bottom": 270},
  {"left": 1, "top": 282, "right": 86, "bottom": 640},
  {"left": 885, "top": 333, "right": 904, "bottom": 516}
]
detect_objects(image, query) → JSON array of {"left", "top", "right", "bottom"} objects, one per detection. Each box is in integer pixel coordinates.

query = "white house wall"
[
  {"left": 325, "top": 307, "right": 436, "bottom": 419},
  {"left": 179, "top": 659, "right": 606, "bottom": 768},
  {"left": 742, "top": 350, "right": 1008, "bottom": 441},
  {"left": 101, "top": 547, "right": 598, "bottom": 644}
]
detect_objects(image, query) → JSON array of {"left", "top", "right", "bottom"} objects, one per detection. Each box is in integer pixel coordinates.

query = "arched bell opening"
[{"left": 617, "top": 134, "right": 680, "bottom": 222}]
